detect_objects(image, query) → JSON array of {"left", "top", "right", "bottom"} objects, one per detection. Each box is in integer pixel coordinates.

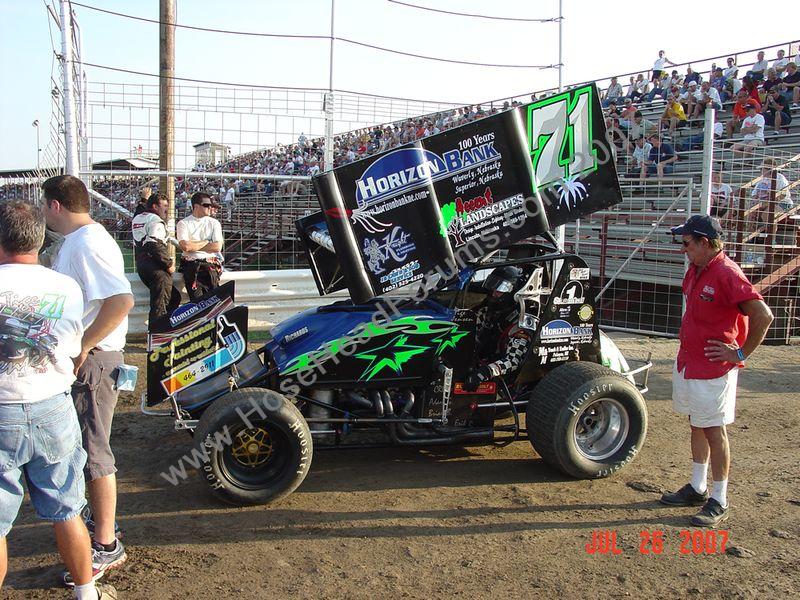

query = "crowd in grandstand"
[{"left": 3, "top": 45, "right": 797, "bottom": 229}]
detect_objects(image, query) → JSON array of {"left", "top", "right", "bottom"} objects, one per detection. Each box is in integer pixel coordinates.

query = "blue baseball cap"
[{"left": 671, "top": 215, "right": 724, "bottom": 239}]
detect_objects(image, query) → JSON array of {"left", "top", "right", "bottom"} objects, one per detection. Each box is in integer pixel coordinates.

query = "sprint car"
[{"left": 144, "top": 243, "right": 651, "bottom": 505}]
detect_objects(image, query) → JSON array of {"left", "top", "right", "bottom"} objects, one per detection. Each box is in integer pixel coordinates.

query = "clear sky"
[{"left": 1, "top": 0, "right": 797, "bottom": 170}]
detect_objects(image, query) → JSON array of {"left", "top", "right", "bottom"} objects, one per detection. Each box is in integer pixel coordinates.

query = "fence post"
[
  {"left": 699, "top": 107, "right": 715, "bottom": 217},
  {"left": 766, "top": 168, "right": 778, "bottom": 267},
  {"left": 324, "top": 92, "right": 334, "bottom": 171}
]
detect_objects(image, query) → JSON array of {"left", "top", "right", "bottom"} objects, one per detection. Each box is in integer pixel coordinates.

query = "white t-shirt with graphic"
[
  {"left": 51, "top": 223, "right": 132, "bottom": 352},
  {"left": 741, "top": 113, "right": 765, "bottom": 142},
  {"left": 0, "top": 264, "right": 84, "bottom": 403}
]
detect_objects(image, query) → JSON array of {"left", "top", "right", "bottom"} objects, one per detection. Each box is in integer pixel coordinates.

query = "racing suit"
[
  {"left": 131, "top": 210, "right": 181, "bottom": 324},
  {"left": 465, "top": 303, "right": 532, "bottom": 390}
]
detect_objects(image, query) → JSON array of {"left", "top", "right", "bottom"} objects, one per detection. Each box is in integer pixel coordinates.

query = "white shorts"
[{"left": 672, "top": 361, "right": 738, "bottom": 428}]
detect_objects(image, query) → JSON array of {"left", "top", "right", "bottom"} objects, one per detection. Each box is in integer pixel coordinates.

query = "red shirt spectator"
[
  {"left": 677, "top": 252, "right": 762, "bottom": 379},
  {"left": 733, "top": 96, "right": 761, "bottom": 120}
]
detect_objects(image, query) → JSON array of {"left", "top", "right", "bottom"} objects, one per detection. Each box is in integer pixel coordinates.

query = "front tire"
[
  {"left": 193, "top": 387, "right": 312, "bottom": 505},
  {"left": 526, "top": 362, "right": 647, "bottom": 478}
]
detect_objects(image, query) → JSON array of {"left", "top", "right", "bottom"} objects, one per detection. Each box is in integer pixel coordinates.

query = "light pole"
[{"left": 32, "top": 120, "right": 40, "bottom": 171}]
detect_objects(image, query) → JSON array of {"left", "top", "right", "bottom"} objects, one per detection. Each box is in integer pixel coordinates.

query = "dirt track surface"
[{"left": 4, "top": 336, "right": 799, "bottom": 599}]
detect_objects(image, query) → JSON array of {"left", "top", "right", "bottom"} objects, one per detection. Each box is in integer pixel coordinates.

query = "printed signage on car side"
[
  {"left": 540, "top": 319, "right": 594, "bottom": 342},
  {"left": 553, "top": 281, "right": 585, "bottom": 306},
  {"left": 355, "top": 144, "right": 501, "bottom": 208},
  {"left": 570, "top": 267, "right": 591, "bottom": 281},
  {"left": 363, "top": 226, "right": 417, "bottom": 275}
]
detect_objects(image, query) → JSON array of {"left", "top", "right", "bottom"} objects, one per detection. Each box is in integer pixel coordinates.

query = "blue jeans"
[{"left": 0, "top": 392, "right": 87, "bottom": 536}]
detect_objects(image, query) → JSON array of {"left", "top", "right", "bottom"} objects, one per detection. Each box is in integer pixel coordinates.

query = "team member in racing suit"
[
  {"left": 131, "top": 192, "right": 181, "bottom": 323},
  {"left": 464, "top": 266, "right": 532, "bottom": 390}
]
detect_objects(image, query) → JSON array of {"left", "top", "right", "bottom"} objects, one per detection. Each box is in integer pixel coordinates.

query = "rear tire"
[
  {"left": 193, "top": 387, "right": 312, "bottom": 505},
  {"left": 526, "top": 362, "right": 647, "bottom": 478}
]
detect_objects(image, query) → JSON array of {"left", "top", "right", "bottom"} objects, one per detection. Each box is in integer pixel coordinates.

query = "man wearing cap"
[
  {"left": 176, "top": 192, "right": 224, "bottom": 302},
  {"left": 679, "top": 80, "right": 701, "bottom": 117},
  {"left": 727, "top": 91, "right": 761, "bottom": 138},
  {"left": 691, "top": 82, "right": 722, "bottom": 118},
  {"left": 732, "top": 103, "right": 766, "bottom": 155},
  {"left": 660, "top": 215, "right": 773, "bottom": 527}
]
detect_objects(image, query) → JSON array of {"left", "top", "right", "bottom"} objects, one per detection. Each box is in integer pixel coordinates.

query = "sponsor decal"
[
  {"left": 283, "top": 326, "right": 309, "bottom": 344},
  {"left": 441, "top": 190, "right": 526, "bottom": 246},
  {"left": 570, "top": 267, "right": 591, "bottom": 281},
  {"left": 169, "top": 294, "right": 222, "bottom": 327},
  {"left": 553, "top": 281, "right": 585, "bottom": 306},
  {"left": 363, "top": 226, "right": 416, "bottom": 275},
  {"left": 555, "top": 176, "right": 589, "bottom": 210},
  {"left": 157, "top": 313, "right": 247, "bottom": 396},
  {"left": 578, "top": 304, "right": 594, "bottom": 322},
  {"left": 379, "top": 260, "right": 421, "bottom": 287},
  {"left": 537, "top": 343, "right": 572, "bottom": 364},
  {"left": 453, "top": 381, "right": 496, "bottom": 395},
  {"left": 541, "top": 319, "right": 593, "bottom": 341},
  {"left": 355, "top": 144, "right": 501, "bottom": 208}
]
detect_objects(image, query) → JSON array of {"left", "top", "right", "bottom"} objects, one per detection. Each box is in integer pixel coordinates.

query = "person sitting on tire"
[{"left": 465, "top": 266, "right": 532, "bottom": 390}]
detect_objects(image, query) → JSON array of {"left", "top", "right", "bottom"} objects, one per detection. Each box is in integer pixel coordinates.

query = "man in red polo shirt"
[{"left": 660, "top": 215, "right": 773, "bottom": 527}]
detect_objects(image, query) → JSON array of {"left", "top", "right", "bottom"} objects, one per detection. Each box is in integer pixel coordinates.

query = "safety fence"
[
  {"left": 127, "top": 269, "right": 346, "bottom": 336},
  {"left": 0, "top": 173, "right": 318, "bottom": 273},
  {"left": 565, "top": 178, "right": 694, "bottom": 337},
  {"left": 709, "top": 142, "right": 800, "bottom": 343}
]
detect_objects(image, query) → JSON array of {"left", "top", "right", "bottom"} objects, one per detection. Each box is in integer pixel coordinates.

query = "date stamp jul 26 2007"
[{"left": 585, "top": 529, "right": 730, "bottom": 555}]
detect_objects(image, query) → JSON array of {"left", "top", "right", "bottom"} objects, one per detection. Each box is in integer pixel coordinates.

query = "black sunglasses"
[{"left": 200, "top": 203, "right": 213, "bottom": 208}]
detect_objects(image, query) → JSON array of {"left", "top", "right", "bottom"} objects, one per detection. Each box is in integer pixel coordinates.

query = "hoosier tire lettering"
[{"left": 193, "top": 388, "right": 313, "bottom": 505}]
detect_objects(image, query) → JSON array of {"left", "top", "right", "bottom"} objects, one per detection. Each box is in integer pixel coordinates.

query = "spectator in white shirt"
[
  {"left": 603, "top": 77, "right": 624, "bottom": 107},
  {"left": 772, "top": 49, "right": 790, "bottom": 76},
  {"left": 176, "top": 192, "right": 224, "bottom": 302},
  {"left": 627, "top": 136, "right": 653, "bottom": 181},
  {"left": 722, "top": 57, "right": 739, "bottom": 79},
  {"left": 42, "top": 175, "right": 134, "bottom": 585},
  {"left": 732, "top": 103, "right": 766, "bottom": 155},
  {"left": 690, "top": 82, "right": 722, "bottom": 118},
  {"left": 652, "top": 50, "right": 675, "bottom": 81},
  {"left": 710, "top": 169, "right": 734, "bottom": 220},
  {"left": 746, "top": 51, "right": 768, "bottom": 81},
  {"left": 679, "top": 81, "right": 701, "bottom": 116}
]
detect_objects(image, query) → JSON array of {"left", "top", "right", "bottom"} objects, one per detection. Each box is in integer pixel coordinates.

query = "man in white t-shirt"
[
  {"left": 772, "top": 49, "right": 789, "bottom": 76},
  {"left": 652, "top": 50, "right": 674, "bottom": 81},
  {"left": 746, "top": 50, "right": 768, "bottom": 81},
  {"left": 42, "top": 175, "right": 133, "bottom": 587},
  {"left": 176, "top": 192, "right": 224, "bottom": 302},
  {"left": 710, "top": 170, "right": 734, "bottom": 220},
  {"left": 732, "top": 103, "right": 766, "bottom": 155},
  {"left": 222, "top": 185, "right": 235, "bottom": 220},
  {"left": 0, "top": 201, "right": 116, "bottom": 599}
]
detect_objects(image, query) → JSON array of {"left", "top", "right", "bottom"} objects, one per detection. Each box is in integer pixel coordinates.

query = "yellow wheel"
[{"left": 231, "top": 428, "right": 274, "bottom": 467}]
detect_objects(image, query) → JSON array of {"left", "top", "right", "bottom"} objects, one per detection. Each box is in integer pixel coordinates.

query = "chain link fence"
[{"left": 711, "top": 142, "right": 800, "bottom": 343}]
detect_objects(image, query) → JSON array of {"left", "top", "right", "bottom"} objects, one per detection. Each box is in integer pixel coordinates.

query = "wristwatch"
[{"left": 736, "top": 348, "right": 746, "bottom": 362}]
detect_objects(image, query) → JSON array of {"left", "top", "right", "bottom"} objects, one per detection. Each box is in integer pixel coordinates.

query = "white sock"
[
  {"left": 711, "top": 479, "right": 728, "bottom": 507},
  {"left": 74, "top": 582, "right": 99, "bottom": 600},
  {"left": 691, "top": 462, "right": 708, "bottom": 494}
]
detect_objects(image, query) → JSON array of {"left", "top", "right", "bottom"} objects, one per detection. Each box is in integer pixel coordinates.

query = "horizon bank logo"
[{"left": 355, "top": 144, "right": 500, "bottom": 208}]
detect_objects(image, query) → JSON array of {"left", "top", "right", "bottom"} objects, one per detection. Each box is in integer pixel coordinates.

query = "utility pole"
[
  {"left": 59, "top": 0, "right": 79, "bottom": 176},
  {"left": 323, "top": 0, "right": 335, "bottom": 172},
  {"left": 555, "top": 0, "right": 566, "bottom": 253},
  {"left": 160, "top": 0, "right": 176, "bottom": 259}
]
